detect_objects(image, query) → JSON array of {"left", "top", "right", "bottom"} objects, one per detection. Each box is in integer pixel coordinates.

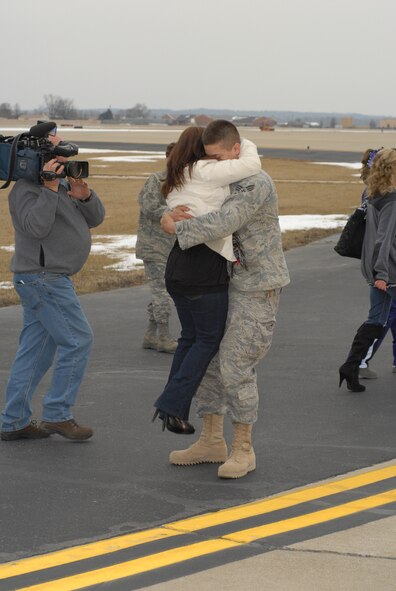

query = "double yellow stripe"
[
  {"left": 12, "top": 489, "right": 396, "bottom": 591},
  {"left": 0, "top": 528, "right": 182, "bottom": 580},
  {"left": 166, "top": 464, "right": 396, "bottom": 533},
  {"left": 14, "top": 539, "right": 241, "bottom": 591},
  {"left": 1, "top": 464, "right": 395, "bottom": 590}
]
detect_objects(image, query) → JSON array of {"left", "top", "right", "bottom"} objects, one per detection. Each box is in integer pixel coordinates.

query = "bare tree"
[
  {"left": 125, "top": 103, "right": 150, "bottom": 120},
  {"left": 44, "top": 94, "right": 77, "bottom": 119},
  {"left": 0, "top": 102, "right": 13, "bottom": 118}
]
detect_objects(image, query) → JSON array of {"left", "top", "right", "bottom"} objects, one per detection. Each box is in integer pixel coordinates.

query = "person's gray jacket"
[
  {"left": 175, "top": 171, "right": 290, "bottom": 293},
  {"left": 135, "top": 171, "right": 175, "bottom": 262},
  {"left": 9, "top": 179, "right": 105, "bottom": 275},
  {"left": 361, "top": 191, "right": 396, "bottom": 284}
]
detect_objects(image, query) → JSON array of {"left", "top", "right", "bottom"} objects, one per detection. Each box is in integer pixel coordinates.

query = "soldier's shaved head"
[{"left": 202, "top": 120, "right": 240, "bottom": 149}]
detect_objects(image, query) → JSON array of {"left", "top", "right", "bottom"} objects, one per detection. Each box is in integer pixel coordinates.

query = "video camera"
[{"left": 0, "top": 121, "right": 89, "bottom": 189}]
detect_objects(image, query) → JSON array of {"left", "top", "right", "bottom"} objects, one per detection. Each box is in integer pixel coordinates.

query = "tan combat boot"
[
  {"left": 218, "top": 423, "right": 256, "bottom": 479},
  {"left": 157, "top": 322, "right": 178, "bottom": 353},
  {"left": 142, "top": 321, "right": 158, "bottom": 350},
  {"left": 169, "top": 414, "right": 228, "bottom": 465}
]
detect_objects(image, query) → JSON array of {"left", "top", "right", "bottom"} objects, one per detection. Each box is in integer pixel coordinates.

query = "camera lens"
[{"left": 64, "top": 161, "right": 89, "bottom": 179}]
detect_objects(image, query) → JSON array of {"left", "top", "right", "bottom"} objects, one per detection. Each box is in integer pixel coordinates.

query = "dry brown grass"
[{"left": 0, "top": 153, "right": 362, "bottom": 306}]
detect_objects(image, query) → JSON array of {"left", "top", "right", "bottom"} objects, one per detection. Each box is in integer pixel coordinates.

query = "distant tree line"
[
  {"left": 99, "top": 103, "right": 151, "bottom": 122},
  {"left": 0, "top": 96, "right": 386, "bottom": 129},
  {"left": 0, "top": 95, "right": 153, "bottom": 122},
  {"left": 44, "top": 94, "right": 77, "bottom": 119},
  {"left": 0, "top": 102, "right": 22, "bottom": 119}
]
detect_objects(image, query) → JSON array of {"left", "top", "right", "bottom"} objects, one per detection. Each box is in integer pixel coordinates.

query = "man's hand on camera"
[
  {"left": 41, "top": 158, "right": 63, "bottom": 192},
  {"left": 68, "top": 177, "right": 91, "bottom": 201}
]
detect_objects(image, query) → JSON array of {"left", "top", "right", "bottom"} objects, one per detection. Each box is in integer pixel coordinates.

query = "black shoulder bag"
[{"left": 334, "top": 206, "right": 366, "bottom": 260}]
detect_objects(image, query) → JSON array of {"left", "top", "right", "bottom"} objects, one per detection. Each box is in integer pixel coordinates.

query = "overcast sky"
[{"left": 3, "top": 0, "right": 395, "bottom": 116}]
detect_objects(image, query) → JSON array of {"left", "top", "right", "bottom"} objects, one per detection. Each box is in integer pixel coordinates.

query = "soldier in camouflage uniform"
[
  {"left": 161, "top": 120, "right": 290, "bottom": 478},
  {"left": 135, "top": 143, "right": 178, "bottom": 353}
]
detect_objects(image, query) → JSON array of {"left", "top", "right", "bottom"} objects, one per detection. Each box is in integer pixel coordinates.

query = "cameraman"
[{"left": 0, "top": 134, "right": 105, "bottom": 441}]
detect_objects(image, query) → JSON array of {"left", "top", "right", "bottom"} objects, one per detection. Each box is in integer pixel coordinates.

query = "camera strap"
[{"left": 0, "top": 134, "right": 22, "bottom": 189}]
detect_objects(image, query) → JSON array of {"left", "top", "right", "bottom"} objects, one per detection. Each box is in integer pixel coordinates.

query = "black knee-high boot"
[{"left": 339, "top": 323, "right": 385, "bottom": 392}]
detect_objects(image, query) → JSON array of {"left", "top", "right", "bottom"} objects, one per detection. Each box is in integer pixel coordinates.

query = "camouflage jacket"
[
  {"left": 135, "top": 171, "right": 175, "bottom": 262},
  {"left": 175, "top": 171, "right": 290, "bottom": 293}
]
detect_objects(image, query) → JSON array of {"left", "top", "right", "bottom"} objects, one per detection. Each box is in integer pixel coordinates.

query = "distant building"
[
  {"left": 162, "top": 113, "right": 176, "bottom": 124},
  {"left": 231, "top": 115, "right": 277, "bottom": 129},
  {"left": 231, "top": 116, "right": 257, "bottom": 127},
  {"left": 341, "top": 117, "right": 354, "bottom": 128},
  {"left": 192, "top": 114, "right": 214, "bottom": 127},
  {"left": 252, "top": 116, "right": 277, "bottom": 130},
  {"left": 162, "top": 114, "right": 195, "bottom": 126},
  {"left": 98, "top": 108, "right": 113, "bottom": 121},
  {"left": 379, "top": 118, "right": 396, "bottom": 129}
]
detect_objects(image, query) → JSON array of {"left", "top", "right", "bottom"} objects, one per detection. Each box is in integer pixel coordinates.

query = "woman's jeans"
[
  {"left": 363, "top": 287, "right": 396, "bottom": 366},
  {"left": 154, "top": 290, "right": 228, "bottom": 420},
  {"left": 367, "top": 285, "right": 396, "bottom": 326},
  {"left": 1, "top": 273, "right": 93, "bottom": 432}
]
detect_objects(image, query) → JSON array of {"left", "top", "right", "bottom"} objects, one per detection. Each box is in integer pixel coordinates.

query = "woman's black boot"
[
  {"left": 152, "top": 409, "right": 195, "bottom": 434},
  {"left": 339, "top": 323, "right": 384, "bottom": 392},
  {"left": 339, "top": 364, "right": 365, "bottom": 392}
]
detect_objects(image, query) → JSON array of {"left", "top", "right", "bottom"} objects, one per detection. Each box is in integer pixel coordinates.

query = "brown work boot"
[
  {"left": 218, "top": 423, "right": 256, "bottom": 479},
  {"left": 1, "top": 420, "right": 51, "bottom": 441},
  {"left": 142, "top": 321, "right": 158, "bottom": 350},
  {"left": 156, "top": 322, "right": 178, "bottom": 353},
  {"left": 169, "top": 414, "right": 228, "bottom": 465},
  {"left": 40, "top": 419, "right": 93, "bottom": 441}
]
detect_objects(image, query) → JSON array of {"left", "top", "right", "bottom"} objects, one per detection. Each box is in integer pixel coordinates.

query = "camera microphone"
[{"left": 29, "top": 121, "right": 57, "bottom": 138}]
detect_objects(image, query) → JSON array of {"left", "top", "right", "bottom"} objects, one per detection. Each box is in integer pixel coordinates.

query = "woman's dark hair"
[
  {"left": 162, "top": 127, "right": 206, "bottom": 197},
  {"left": 165, "top": 142, "right": 176, "bottom": 158}
]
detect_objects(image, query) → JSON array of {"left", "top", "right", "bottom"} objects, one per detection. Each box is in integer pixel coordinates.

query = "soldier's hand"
[
  {"left": 170, "top": 205, "right": 193, "bottom": 221},
  {"left": 161, "top": 212, "right": 177, "bottom": 234}
]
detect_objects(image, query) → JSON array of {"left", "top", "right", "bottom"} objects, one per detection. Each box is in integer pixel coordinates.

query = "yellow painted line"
[
  {"left": 12, "top": 489, "right": 396, "bottom": 591},
  {"left": 225, "top": 489, "right": 396, "bottom": 543},
  {"left": 1, "top": 464, "right": 396, "bottom": 580},
  {"left": 0, "top": 528, "right": 182, "bottom": 580},
  {"left": 165, "top": 464, "right": 396, "bottom": 532},
  {"left": 13, "top": 539, "right": 241, "bottom": 591}
]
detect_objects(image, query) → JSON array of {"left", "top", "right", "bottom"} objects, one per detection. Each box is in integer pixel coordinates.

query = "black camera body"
[{"left": 0, "top": 122, "right": 89, "bottom": 189}]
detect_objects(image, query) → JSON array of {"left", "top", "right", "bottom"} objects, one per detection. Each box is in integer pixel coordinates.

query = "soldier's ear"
[{"left": 233, "top": 143, "right": 241, "bottom": 158}]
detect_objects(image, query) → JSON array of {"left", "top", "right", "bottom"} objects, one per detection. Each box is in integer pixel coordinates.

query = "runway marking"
[
  {"left": 224, "top": 488, "right": 396, "bottom": 543},
  {"left": 1, "top": 464, "right": 395, "bottom": 589},
  {"left": 10, "top": 489, "right": 396, "bottom": 591},
  {"left": 13, "top": 539, "right": 241, "bottom": 591},
  {"left": 0, "top": 528, "right": 183, "bottom": 580},
  {"left": 165, "top": 464, "right": 396, "bottom": 532}
]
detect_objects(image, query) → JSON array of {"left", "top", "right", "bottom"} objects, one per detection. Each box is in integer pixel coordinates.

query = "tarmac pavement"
[{"left": 0, "top": 234, "right": 395, "bottom": 590}]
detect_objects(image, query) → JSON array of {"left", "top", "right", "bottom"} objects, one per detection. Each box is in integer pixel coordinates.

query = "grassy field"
[{"left": 0, "top": 153, "right": 362, "bottom": 307}]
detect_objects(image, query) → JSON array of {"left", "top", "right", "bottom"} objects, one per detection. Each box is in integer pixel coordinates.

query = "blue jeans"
[
  {"left": 367, "top": 285, "right": 396, "bottom": 326},
  {"left": 369, "top": 301, "right": 396, "bottom": 365},
  {"left": 1, "top": 273, "right": 93, "bottom": 432},
  {"left": 154, "top": 290, "right": 228, "bottom": 420}
]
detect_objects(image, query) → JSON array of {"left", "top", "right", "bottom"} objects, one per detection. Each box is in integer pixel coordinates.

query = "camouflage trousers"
[
  {"left": 195, "top": 286, "right": 281, "bottom": 424},
  {"left": 143, "top": 260, "right": 172, "bottom": 324}
]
